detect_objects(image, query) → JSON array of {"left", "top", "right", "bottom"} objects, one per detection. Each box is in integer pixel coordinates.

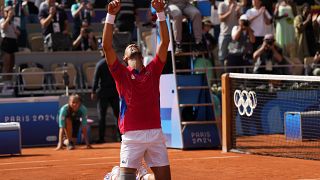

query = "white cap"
[
  {"left": 317, "top": 15, "right": 320, "bottom": 25},
  {"left": 264, "top": 34, "right": 274, "bottom": 40},
  {"left": 239, "top": 14, "right": 248, "bottom": 21}
]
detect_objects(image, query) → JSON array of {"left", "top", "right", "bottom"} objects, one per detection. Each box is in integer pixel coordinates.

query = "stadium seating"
[
  {"left": 29, "top": 34, "right": 44, "bottom": 52},
  {"left": 82, "top": 62, "right": 96, "bottom": 89},
  {"left": 51, "top": 63, "right": 78, "bottom": 89},
  {"left": 21, "top": 67, "right": 45, "bottom": 90}
]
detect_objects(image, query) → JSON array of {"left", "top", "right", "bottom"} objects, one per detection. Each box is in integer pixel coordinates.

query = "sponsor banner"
[{"left": 0, "top": 97, "right": 59, "bottom": 147}]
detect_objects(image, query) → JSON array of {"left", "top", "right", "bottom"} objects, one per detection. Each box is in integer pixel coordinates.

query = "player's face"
[
  {"left": 124, "top": 44, "right": 143, "bottom": 64},
  {"left": 69, "top": 98, "right": 81, "bottom": 111}
]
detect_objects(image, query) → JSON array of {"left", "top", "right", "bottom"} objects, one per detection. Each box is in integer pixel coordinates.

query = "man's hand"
[
  {"left": 262, "top": 41, "right": 269, "bottom": 50},
  {"left": 107, "top": 0, "right": 120, "bottom": 15},
  {"left": 151, "top": 0, "right": 165, "bottom": 12},
  {"left": 49, "top": 6, "right": 56, "bottom": 16},
  {"left": 260, "top": 6, "right": 266, "bottom": 15},
  {"left": 86, "top": 3, "right": 93, "bottom": 10},
  {"left": 306, "top": 13, "right": 312, "bottom": 23},
  {"left": 79, "top": 2, "right": 85, "bottom": 10},
  {"left": 7, "top": 9, "right": 14, "bottom": 19},
  {"left": 228, "top": 2, "right": 235, "bottom": 11}
]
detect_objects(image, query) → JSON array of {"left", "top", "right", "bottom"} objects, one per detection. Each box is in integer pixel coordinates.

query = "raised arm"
[
  {"left": 152, "top": 0, "right": 169, "bottom": 63},
  {"left": 102, "top": 0, "right": 120, "bottom": 66}
]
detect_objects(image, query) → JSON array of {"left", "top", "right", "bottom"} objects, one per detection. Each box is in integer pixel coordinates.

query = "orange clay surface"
[{"left": 0, "top": 143, "right": 320, "bottom": 180}]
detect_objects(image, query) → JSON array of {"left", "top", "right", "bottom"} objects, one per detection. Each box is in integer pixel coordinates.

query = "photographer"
[
  {"left": 71, "top": 0, "right": 95, "bottom": 40},
  {"left": 226, "top": 14, "right": 255, "bottom": 73},
  {"left": 39, "top": 0, "right": 69, "bottom": 36},
  {"left": 39, "top": 0, "right": 71, "bottom": 51},
  {"left": 253, "top": 34, "right": 287, "bottom": 74},
  {"left": 72, "top": 20, "right": 97, "bottom": 51}
]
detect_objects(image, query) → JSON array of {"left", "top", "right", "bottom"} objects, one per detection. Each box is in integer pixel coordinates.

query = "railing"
[
  {"left": 0, "top": 70, "right": 92, "bottom": 97},
  {"left": 0, "top": 63, "right": 317, "bottom": 97}
]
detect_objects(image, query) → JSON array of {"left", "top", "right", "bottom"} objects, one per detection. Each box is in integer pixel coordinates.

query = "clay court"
[{"left": 0, "top": 143, "right": 320, "bottom": 180}]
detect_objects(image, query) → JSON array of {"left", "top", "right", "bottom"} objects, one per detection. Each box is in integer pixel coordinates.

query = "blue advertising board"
[
  {"left": 182, "top": 124, "right": 220, "bottom": 148},
  {"left": 0, "top": 96, "right": 60, "bottom": 147}
]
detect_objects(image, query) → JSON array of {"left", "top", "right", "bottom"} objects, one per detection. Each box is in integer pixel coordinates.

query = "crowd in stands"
[{"left": 1, "top": 0, "right": 320, "bottom": 92}]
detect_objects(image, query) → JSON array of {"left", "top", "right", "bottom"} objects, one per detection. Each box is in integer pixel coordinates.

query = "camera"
[
  {"left": 83, "top": 28, "right": 90, "bottom": 33},
  {"left": 265, "top": 39, "right": 274, "bottom": 45},
  {"left": 243, "top": 20, "right": 250, "bottom": 27}
]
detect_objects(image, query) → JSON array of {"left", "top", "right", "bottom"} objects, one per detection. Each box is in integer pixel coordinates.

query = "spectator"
[
  {"left": 210, "top": 0, "right": 220, "bottom": 41},
  {"left": 201, "top": 18, "right": 216, "bottom": 60},
  {"left": 91, "top": 48, "right": 120, "bottom": 144},
  {"left": 34, "top": 0, "right": 44, "bottom": 9},
  {"left": 253, "top": 34, "right": 287, "bottom": 75},
  {"left": 38, "top": 0, "right": 68, "bottom": 37},
  {"left": 274, "top": 0, "right": 296, "bottom": 58},
  {"left": 295, "top": 0, "right": 317, "bottom": 15},
  {"left": 71, "top": 0, "right": 95, "bottom": 40},
  {"left": 108, "top": 0, "right": 135, "bottom": 35},
  {"left": 226, "top": 14, "right": 255, "bottom": 73},
  {"left": 294, "top": 3, "right": 317, "bottom": 62},
  {"left": 6, "top": 0, "right": 29, "bottom": 48},
  {"left": 55, "top": 94, "right": 92, "bottom": 150},
  {"left": 315, "top": 13, "right": 320, "bottom": 49},
  {"left": 167, "top": 0, "right": 202, "bottom": 53},
  {"left": 27, "top": 0, "right": 39, "bottom": 23},
  {"left": 311, "top": 51, "right": 320, "bottom": 75},
  {"left": 218, "top": 0, "right": 240, "bottom": 63},
  {"left": 102, "top": 0, "right": 171, "bottom": 179},
  {"left": 240, "top": 0, "right": 252, "bottom": 14},
  {"left": 72, "top": 20, "right": 98, "bottom": 51},
  {"left": 39, "top": 0, "right": 70, "bottom": 51},
  {"left": 246, "top": 0, "right": 272, "bottom": 51},
  {"left": 0, "top": 6, "right": 19, "bottom": 84}
]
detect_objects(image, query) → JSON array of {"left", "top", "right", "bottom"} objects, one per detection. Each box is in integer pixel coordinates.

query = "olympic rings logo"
[{"left": 234, "top": 90, "right": 257, "bottom": 116}]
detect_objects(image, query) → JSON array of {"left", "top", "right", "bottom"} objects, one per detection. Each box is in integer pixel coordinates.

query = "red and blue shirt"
[{"left": 108, "top": 55, "right": 165, "bottom": 134}]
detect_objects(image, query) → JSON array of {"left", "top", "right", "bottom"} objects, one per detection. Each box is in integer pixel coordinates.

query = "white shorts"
[{"left": 120, "top": 128, "right": 170, "bottom": 169}]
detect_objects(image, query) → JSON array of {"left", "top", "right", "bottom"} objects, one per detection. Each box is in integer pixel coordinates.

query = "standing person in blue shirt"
[
  {"left": 91, "top": 48, "right": 120, "bottom": 143},
  {"left": 55, "top": 94, "right": 92, "bottom": 150}
]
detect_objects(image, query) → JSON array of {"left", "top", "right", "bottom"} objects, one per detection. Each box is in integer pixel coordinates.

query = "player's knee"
[{"left": 119, "top": 171, "right": 136, "bottom": 180}]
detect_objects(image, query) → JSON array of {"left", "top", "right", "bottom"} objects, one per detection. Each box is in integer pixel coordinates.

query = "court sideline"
[{"left": 0, "top": 143, "right": 320, "bottom": 180}]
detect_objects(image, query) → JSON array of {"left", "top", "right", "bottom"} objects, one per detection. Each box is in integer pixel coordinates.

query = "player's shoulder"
[
  {"left": 79, "top": 105, "right": 87, "bottom": 113},
  {"left": 59, "top": 104, "right": 69, "bottom": 113}
]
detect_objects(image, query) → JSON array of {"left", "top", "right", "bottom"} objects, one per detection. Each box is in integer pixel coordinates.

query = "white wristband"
[
  {"left": 105, "top": 13, "right": 115, "bottom": 24},
  {"left": 156, "top": 11, "right": 166, "bottom": 21}
]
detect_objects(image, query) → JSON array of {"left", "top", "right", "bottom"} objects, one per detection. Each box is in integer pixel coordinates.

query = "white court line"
[
  {"left": 298, "top": 179, "right": 320, "bottom": 180},
  {"left": 1, "top": 166, "right": 47, "bottom": 171},
  {"left": 79, "top": 156, "right": 118, "bottom": 160},
  {"left": 0, "top": 156, "right": 118, "bottom": 166},
  {"left": 173, "top": 156, "right": 241, "bottom": 161},
  {"left": 0, "top": 156, "right": 240, "bottom": 171},
  {"left": 0, "top": 159, "right": 62, "bottom": 165},
  {"left": 79, "top": 161, "right": 120, "bottom": 166}
]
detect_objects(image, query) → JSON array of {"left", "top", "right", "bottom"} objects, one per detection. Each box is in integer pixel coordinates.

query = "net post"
[{"left": 221, "top": 73, "right": 232, "bottom": 152}]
